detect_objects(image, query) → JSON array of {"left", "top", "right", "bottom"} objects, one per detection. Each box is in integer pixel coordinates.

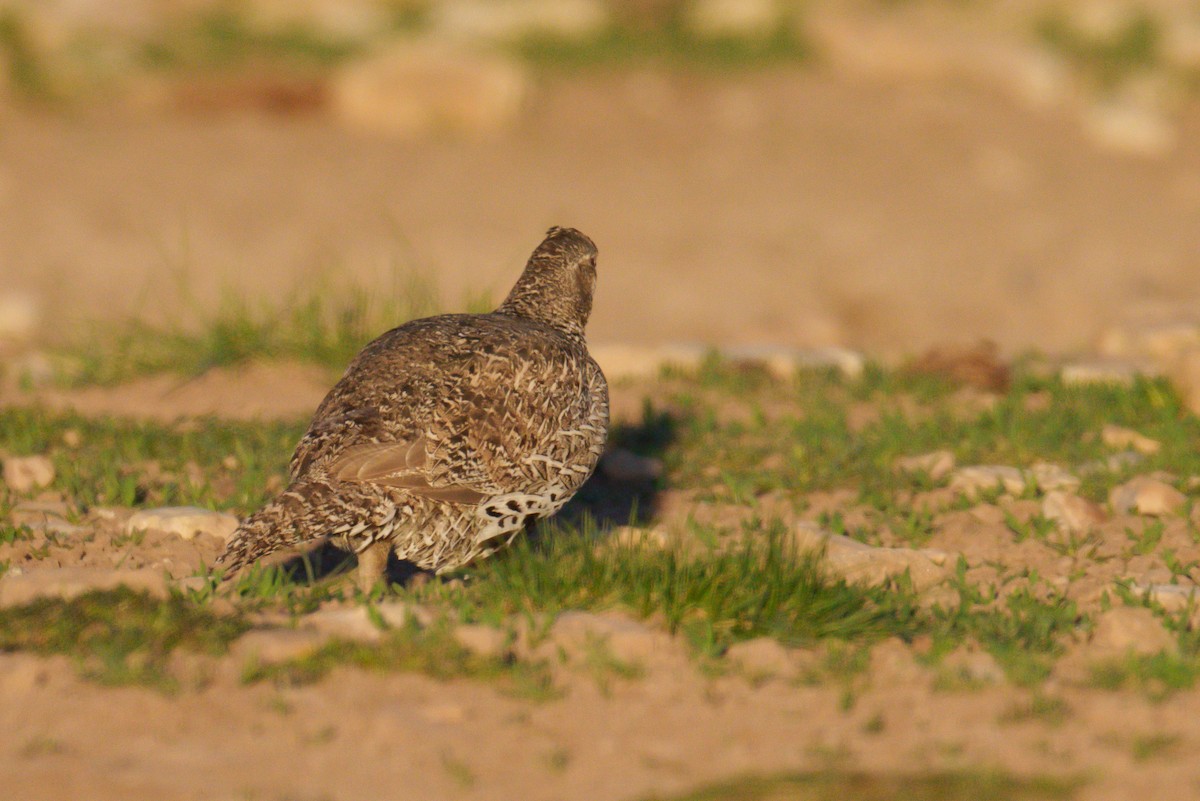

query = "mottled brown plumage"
[{"left": 216, "top": 227, "right": 609, "bottom": 588}]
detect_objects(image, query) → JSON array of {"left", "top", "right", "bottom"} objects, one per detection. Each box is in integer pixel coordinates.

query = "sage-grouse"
[{"left": 216, "top": 227, "right": 609, "bottom": 590}]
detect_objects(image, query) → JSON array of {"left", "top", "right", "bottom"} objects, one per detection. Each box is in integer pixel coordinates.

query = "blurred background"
[{"left": 2, "top": 0, "right": 1200, "bottom": 363}]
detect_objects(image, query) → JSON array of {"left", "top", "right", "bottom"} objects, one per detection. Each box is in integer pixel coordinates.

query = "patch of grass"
[
  {"left": 243, "top": 617, "right": 557, "bottom": 701},
  {"left": 0, "top": 588, "right": 247, "bottom": 690},
  {"left": 1088, "top": 651, "right": 1200, "bottom": 700},
  {"left": 1000, "top": 693, "right": 1072, "bottom": 726},
  {"left": 1131, "top": 732, "right": 1181, "bottom": 761},
  {"left": 0, "top": 10, "right": 49, "bottom": 98},
  {"left": 0, "top": 405, "right": 304, "bottom": 512},
  {"left": 63, "top": 273, "right": 458, "bottom": 386},
  {"left": 1036, "top": 10, "right": 1161, "bottom": 90},
  {"left": 642, "top": 769, "right": 1081, "bottom": 801},
  {"left": 425, "top": 518, "right": 923, "bottom": 657},
  {"left": 514, "top": 18, "right": 810, "bottom": 72}
]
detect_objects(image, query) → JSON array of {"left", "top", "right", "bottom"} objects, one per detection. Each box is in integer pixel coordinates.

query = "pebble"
[
  {"left": 685, "top": 0, "right": 783, "bottom": 38},
  {"left": 126, "top": 507, "right": 240, "bottom": 542},
  {"left": 1027, "top": 463, "right": 1081, "bottom": 493},
  {"left": 949, "top": 465, "right": 1026, "bottom": 497},
  {"left": 608, "top": 526, "right": 670, "bottom": 549},
  {"left": 1041, "top": 491, "right": 1106, "bottom": 534},
  {"left": 793, "top": 522, "right": 952, "bottom": 591},
  {"left": 1100, "top": 424, "right": 1161, "bottom": 455},
  {"left": 430, "top": 0, "right": 608, "bottom": 42},
  {"left": 330, "top": 40, "right": 528, "bottom": 137},
  {"left": 0, "top": 567, "right": 167, "bottom": 607},
  {"left": 3, "top": 455, "right": 55, "bottom": 493},
  {"left": 549, "top": 611, "right": 674, "bottom": 664},
  {"left": 1090, "top": 606, "right": 1176, "bottom": 657},
  {"left": 1132, "top": 583, "right": 1196, "bottom": 613},
  {"left": 452, "top": 624, "right": 509, "bottom": 658},
  {"left": 600, "top": 448, "right": 663, "bottom": 483},
  {"left": 9, "top": 499, "right": 83, "bottom": 537},
  {"left": 724, "top": 636, "right": 795, "bottom": 678},
  {"left": 1109, "top": 477, "right": 1187, "bottom": 517},
  {"left": 232, "top": 628, "right": 330, "bottom": 665},
  {"left": 1060, "top": 359, "right": 1148, "bottom": 386},
  {"left": 0, "top": 291, "right": 40, "bottom": 341},
  {"left": 894, "top": 450, "right": 956, "bottom": 481}
]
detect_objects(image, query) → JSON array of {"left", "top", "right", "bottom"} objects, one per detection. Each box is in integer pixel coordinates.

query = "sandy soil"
[{"left": 4, "top": 70, "right": 1200, "bottom": 357}]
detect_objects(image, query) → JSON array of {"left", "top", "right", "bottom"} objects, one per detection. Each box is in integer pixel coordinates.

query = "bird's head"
[{"left": 497, "top": 227, "right": 598, "bottom": 340}]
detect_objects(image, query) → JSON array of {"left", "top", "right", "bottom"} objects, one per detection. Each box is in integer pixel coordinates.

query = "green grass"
[
  {"left": 642, "top": 770, "right": 1080, "bottom": 801},
  {"left": 515, "top": 18, "right": 810, "bottom": 71},
  {"left": 1036, "top": 10, "right": 1161, "bottom": 90},
  {"left": 60, "top": 273, "right": 470, "bottom": 386},
  {"left": 0, "top": 588, "right": 247, "bottom": 690},
  {"left": 243, "top": 616, "right": 557, "bottom": 701}
]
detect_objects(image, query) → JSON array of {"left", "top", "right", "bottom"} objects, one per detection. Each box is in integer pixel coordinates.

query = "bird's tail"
[{"left": 215, "top": 482, "right": 329, "bottom": 581}]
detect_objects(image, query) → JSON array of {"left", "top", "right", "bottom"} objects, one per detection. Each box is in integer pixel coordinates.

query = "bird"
[{"left": 215, "top": 227, "right": 609, "bottom": 591}]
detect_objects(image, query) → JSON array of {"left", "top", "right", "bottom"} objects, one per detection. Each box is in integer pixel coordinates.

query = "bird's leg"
[{"left": 355, "top": 540, "right": 391, "bottom": 593}]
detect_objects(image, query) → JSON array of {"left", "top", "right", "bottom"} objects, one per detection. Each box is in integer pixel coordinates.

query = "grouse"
[{"left": 216, "top": 227, "right": 609, "bottom": 590}]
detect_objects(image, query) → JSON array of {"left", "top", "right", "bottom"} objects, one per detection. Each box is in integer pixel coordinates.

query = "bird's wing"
[{"left": 326, "top": 439, "right": 488, "bottom": 505}]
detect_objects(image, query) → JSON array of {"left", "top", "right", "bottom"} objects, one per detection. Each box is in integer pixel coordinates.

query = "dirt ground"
[
  {"left": 4, "top": 69, "right": 1200, "bottom": 357},
  {"left": 6, "top": 63, "right": 1200, "bottom": 801}
]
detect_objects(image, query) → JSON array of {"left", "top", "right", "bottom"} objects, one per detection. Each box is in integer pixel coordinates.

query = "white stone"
[
  {"left": 233, "top": 628, "right": 330, "bottom": 664},
  {"left": 791, "top": 347, "right": 865, "bottom": 379},
  {"left": 0, "top": 291, "right": 39, "bottom": 340},
  {"left": 1042, "top": 491, "right": 1106, "bottom": 534},
  {"left": 1090, "top": 606, "right": 1175, "bottom": 656},
  {"left": 949, "top": 465, "right": 1026, "bottom": 497},
  {"left": 126, "top": 506, "right": 240, "bottom": 542},
  {"left": 1109, "top": 477, "right": 1187, "bottom": 517},
  {"left": 894, "top": 450, "right": 956, "bottom": 481},
  {"left": 1027, "top": 463, "right": 1081, "bottom": 493},
  {"left": 453, "top": 624, "right": 508, "bottom": 658},
  {"left": 601, "top": 448, "right": 663, "bottom": 483},
  {"left": 1133, "top": 583, "right": 1196, "bottom": 613},
  {"left": 1101, "top": 424, "right": 1161, "bottom": 455},
  {"left": 0, "top": 567, "right": 167, "bottom": 607},
  {"left": 1060, "top": 359, "right": 1149, "bottom": 386},
  {"left": 1082, "top": 97, "right": 1177, "bottom": 158},
  {"left": 431, "top": 0, "right": 609, "bottom": 42},
  {"left": 793, "top": 522, "right": 952, "bottom": 591},
  {"left": 685, "top": 0, "right": 784, "bottom": 38},
  {"left": 330, "top": 40, "right": 528, "bottom": 138},
  {"left": 550, "top": 611, "right": 672, "bottom": 663},
  {"left": 725, "top": 636, "right": 795, "bottom": 677},
  {"left": 242, "top": 0, "right": 389, "bottom": 40},
  {"left": 3, "top": 455, "right": 55, "bottom": 493},
  {"left": 300, "top": 605, "right": 386, "bottom": 642}
]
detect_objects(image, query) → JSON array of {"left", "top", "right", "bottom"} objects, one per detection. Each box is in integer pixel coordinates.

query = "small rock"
[
  {"left": 1042, "top": 491, "right": 1107, "bottom": 533},
  {"left": 1133, "top": 584, "right": 1196, "bottom": 613},
  {"left": 453, "top": 624, "right": 508, "bottom": 658},
  {"left": 589, "top": 343, "right": 706, "bottom": 381},
  {"left": 233, "top": 628, "right": 330, "bottom": 665},
  {"left": 941, "top": 644, "right": 1005, "bottom": 685},
  {"left": 330, "top": 40, "right": 528, "bottom": 138},
  {"left": 1078, "top": 450, "right": 1145, "bottom": 475},
  {"left": 9, "top": 500, "right": 82, "bottom": 537},
  {"left": 601, "top": 448, "right": 663, "bottom": 483},
  {"left": 126, "top": 507, "right": 240, "bottom": 542},
  {"left": 0, "top": 291, "right": 40, "bottom": 340},
  {"left": 894, "top": 450, "right": 956, "bottom": 481},
  {"left": 685, "top": 0, "right": 784, "bottom": 38},
  {"left": 0, "top": 567, "right": 167, "bottom": 607},
  {"left": 1090, "top": 606, "right": 1176, "bottom": 656},
  {"left": 1027, "top": 463, "right": 1081, "bottom": 493},
  {"left": 949, "top": 465, "right": 1026, "bottom": 497},
  {"left": 1100, "top": 424, "right": 1162, "bottom": 455},
  {"left": 550, "top": 611, "right": 672, "bottom": 663},
  {"left": 1109, "top": 477, "right": 1187, "bottom": 517},
  {"left": 300, "top": 606, "right": 386, "bottom": 642},
  {"left": 61, "top": 429, "right": 82, "bottom": 449},
  {"left": 1081, "top": 93, "right": 1177, "bottom": 158},
  {"left": 792, "top": 347, "right": 865, "bottom": 380},
  {"left": 609, "top": 526, "right": 670, "bottom": 549},
  {"left": 3, "top": 455, "right": 55, "bottom": 493},
  {"left": 1060, "top": 359, "right": 1148, "bottom": 386},
  {"left": 725, "top": 637, "right": 795, "bottom": 678},
  {"left": 794, "top": 522, "right": 952, "bottom": 591},
  {"left": 431, "top": 0, "right": 609, "bottom": 42}
]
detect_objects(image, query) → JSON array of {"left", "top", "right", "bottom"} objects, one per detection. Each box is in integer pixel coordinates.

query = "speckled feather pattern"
[{"left": 216, "top": 228, "right": 608, "bottom": 577}]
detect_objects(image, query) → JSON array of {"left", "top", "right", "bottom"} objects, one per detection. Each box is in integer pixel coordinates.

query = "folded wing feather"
[{"left": 329, "top": 440, "right": 487, "bottom": 505}]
